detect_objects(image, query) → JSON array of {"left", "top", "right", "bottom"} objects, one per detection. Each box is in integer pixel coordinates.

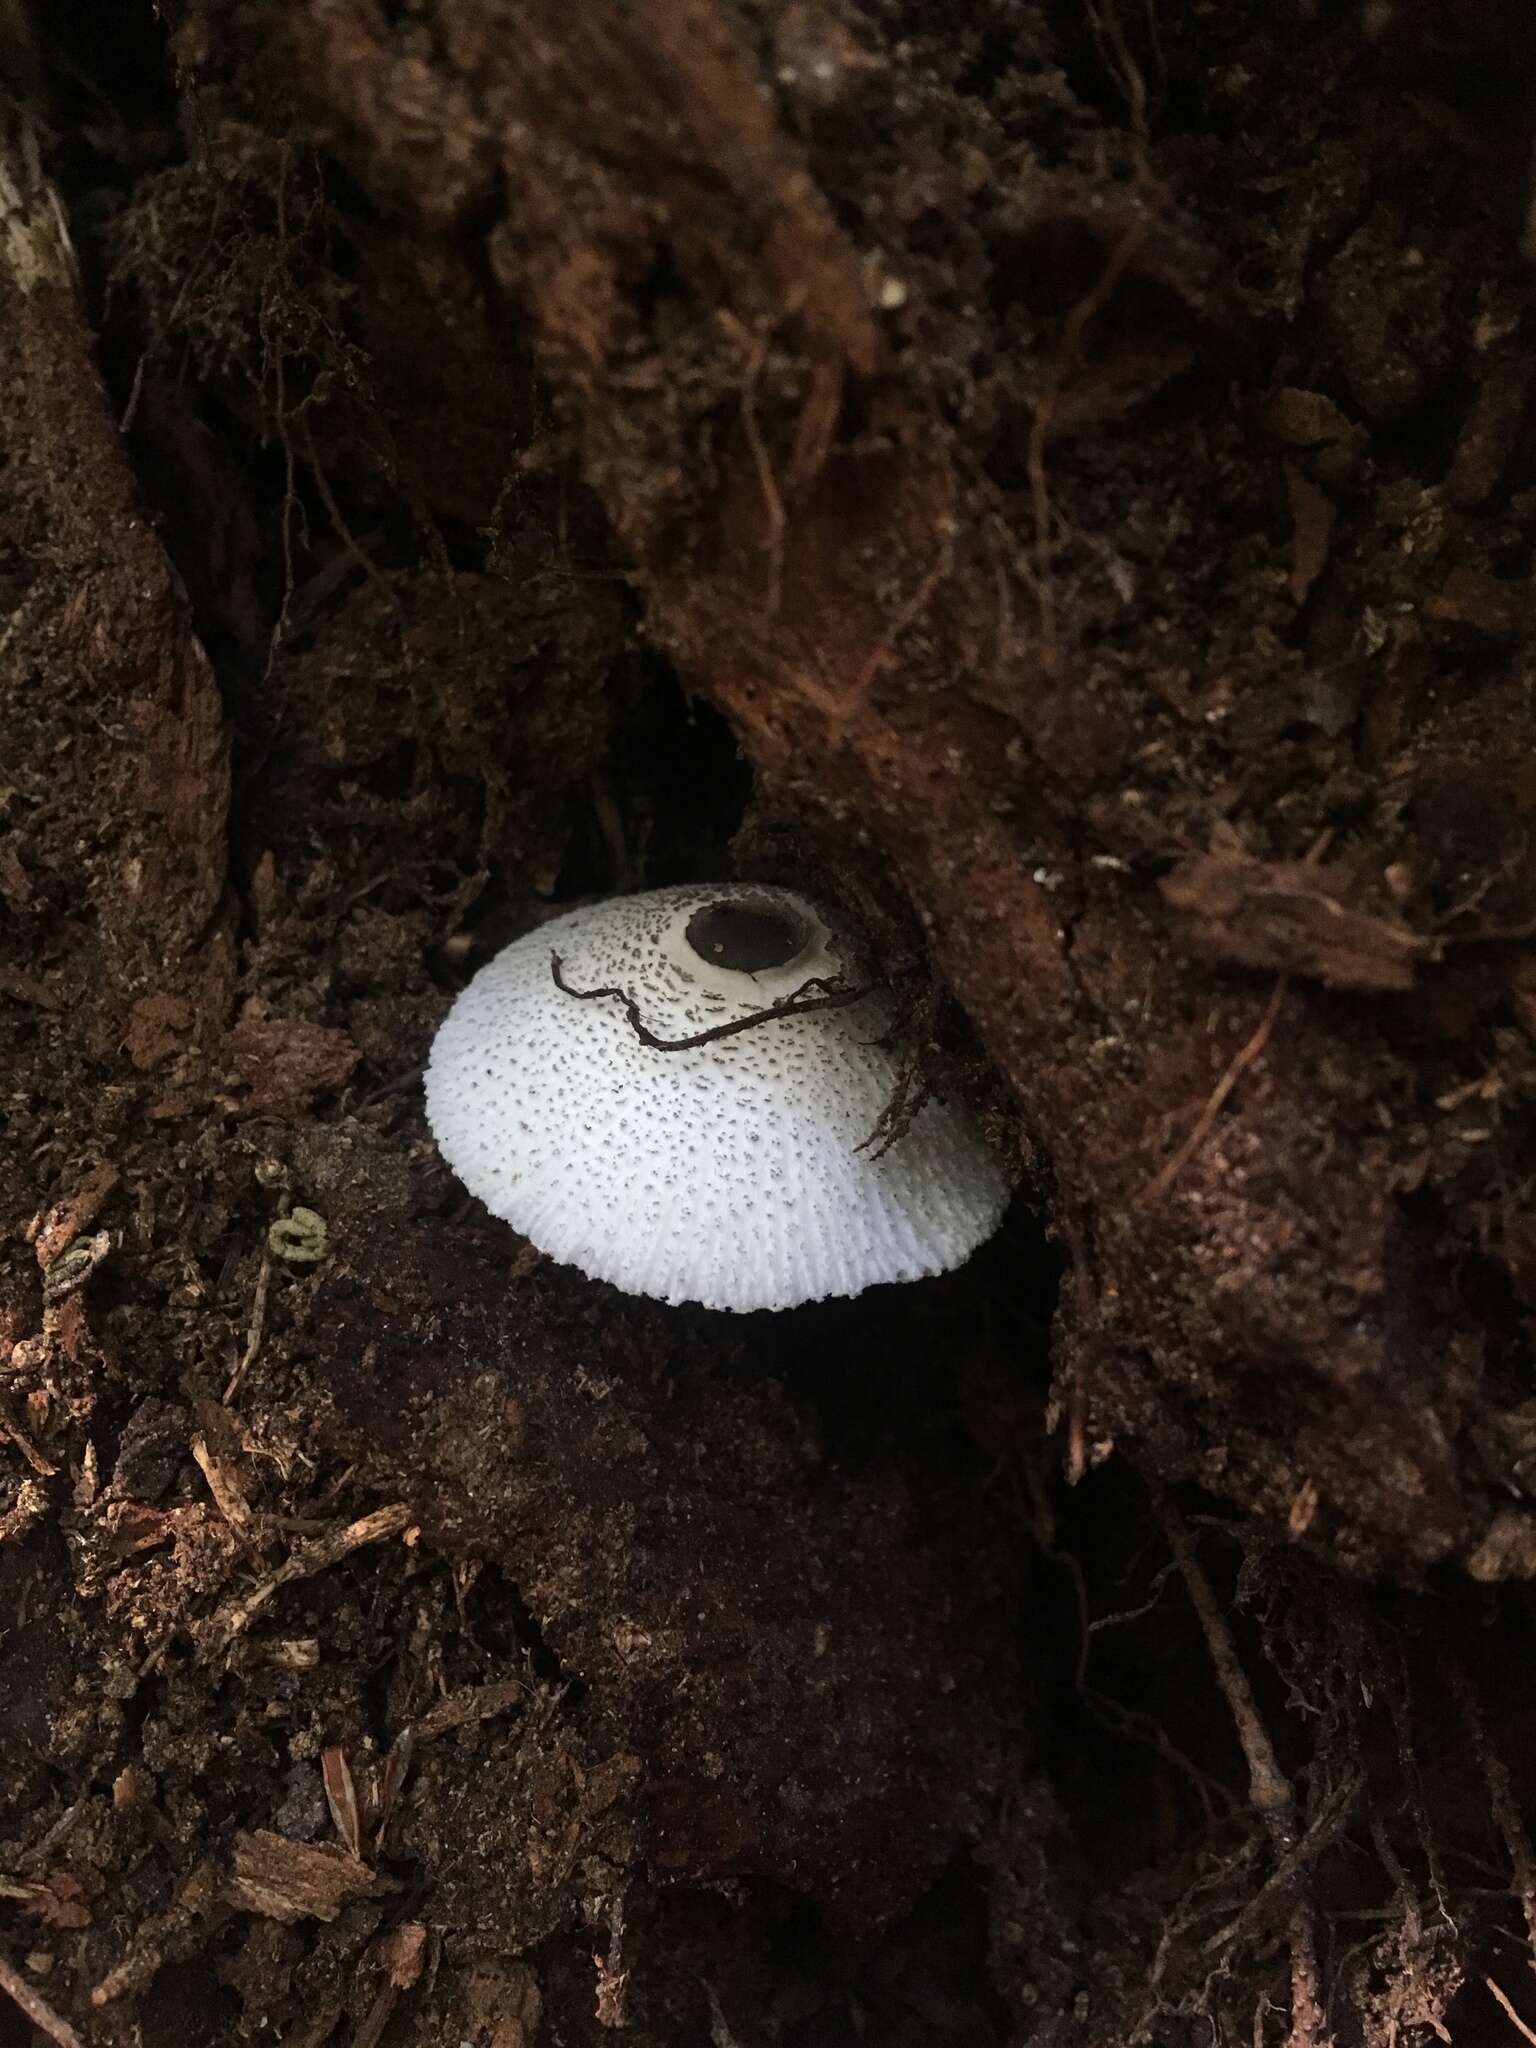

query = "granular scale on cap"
[{"left": 425, "top": 883, "right": 1008, "bottom": 1312}]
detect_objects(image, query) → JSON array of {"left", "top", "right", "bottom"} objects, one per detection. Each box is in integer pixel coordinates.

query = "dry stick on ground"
[
  {"left": 1487, "top": 1977, "right": 1536, "bottom": 2046},
  {"left": 1157, "top": 1494, "right": 1328, "bottom": 2048},
  {"left": 0, "top": 1950, "right": 87, "bottom": 2048},
  {"left": 203, "top": 1503, "right": 413, "bottom": 1658}
]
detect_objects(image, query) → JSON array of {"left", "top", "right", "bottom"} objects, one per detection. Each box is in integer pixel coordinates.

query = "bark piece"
[
  {"left": 228, "top": 997, "right": 360, "bottom": 1114},
  {"left": 225, "top": 1831, "right": 389, "bottom": 1924}
]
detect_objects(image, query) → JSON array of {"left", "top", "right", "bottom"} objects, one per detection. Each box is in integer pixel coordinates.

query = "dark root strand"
[{"left": 550, "top": 952, "right": 871, "bottom": 1050}]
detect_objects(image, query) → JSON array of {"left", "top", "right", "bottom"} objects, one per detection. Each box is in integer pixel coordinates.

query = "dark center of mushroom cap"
[{"left": 684, "top": 899, "right": 810, "bottom": 973}]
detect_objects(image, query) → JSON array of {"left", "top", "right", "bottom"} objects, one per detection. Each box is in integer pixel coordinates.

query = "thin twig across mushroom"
[{"left": 549, "top": 952, "right": 869, "bottom": 1050}]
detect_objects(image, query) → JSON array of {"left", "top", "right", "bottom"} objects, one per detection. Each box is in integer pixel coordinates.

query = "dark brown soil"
[{"left": 4, "top": 1, "right": 1536, "bottom": 2043}]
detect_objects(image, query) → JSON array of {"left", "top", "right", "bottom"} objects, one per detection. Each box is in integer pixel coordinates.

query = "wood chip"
[
  {"left": 322, "top": 1748, "right": 363, "bottom": 1861},
  {"left": 0, "top": 1874, "right": 89, "bottom": 1929},
  {"left": 380, "top": 1921, "right": 426, "bottom": 1990},
  {"left": 228, "top": 999, "right": 360, "bottom": 1115},
  {"left": 225, "top": 1830, "right": 390, "bottom": 1924},
  {"left": 0, "top": 965, "right": 60, "bottom": 1010},
  {"left": 0, "top": 1392, "right": 57, "bottom": 1476},
  {"left": 99, "top": 1500, "right": 203, "bottom": 1557},
  {"left": 33, "top": 1165, "right": 120, "bottom": 1270},
  {"left": 190, "top": 1400, "right": 253, "bottom": 1529},
  {"left": 348, "top": 1923, "right": 428, "bottom": 2048},
  {"left": 261, "top": 1637, "right": 321, "bottom": 1671},
  {"left": 0, "top": 1478, "right": 47, "bottom": 1544},
  {"left": 411, "top": 1677, "right": 528, "bottom": 1744}
]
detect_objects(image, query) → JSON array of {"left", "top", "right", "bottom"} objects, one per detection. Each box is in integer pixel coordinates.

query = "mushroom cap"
[{"left": 424, "top": 883, "right": 1008, "bottom": 1312}]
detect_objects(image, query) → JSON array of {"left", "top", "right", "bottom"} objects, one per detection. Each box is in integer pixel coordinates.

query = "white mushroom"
[{"left": 424, "top": 883, "right": 1008, "bottom": 1312}]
